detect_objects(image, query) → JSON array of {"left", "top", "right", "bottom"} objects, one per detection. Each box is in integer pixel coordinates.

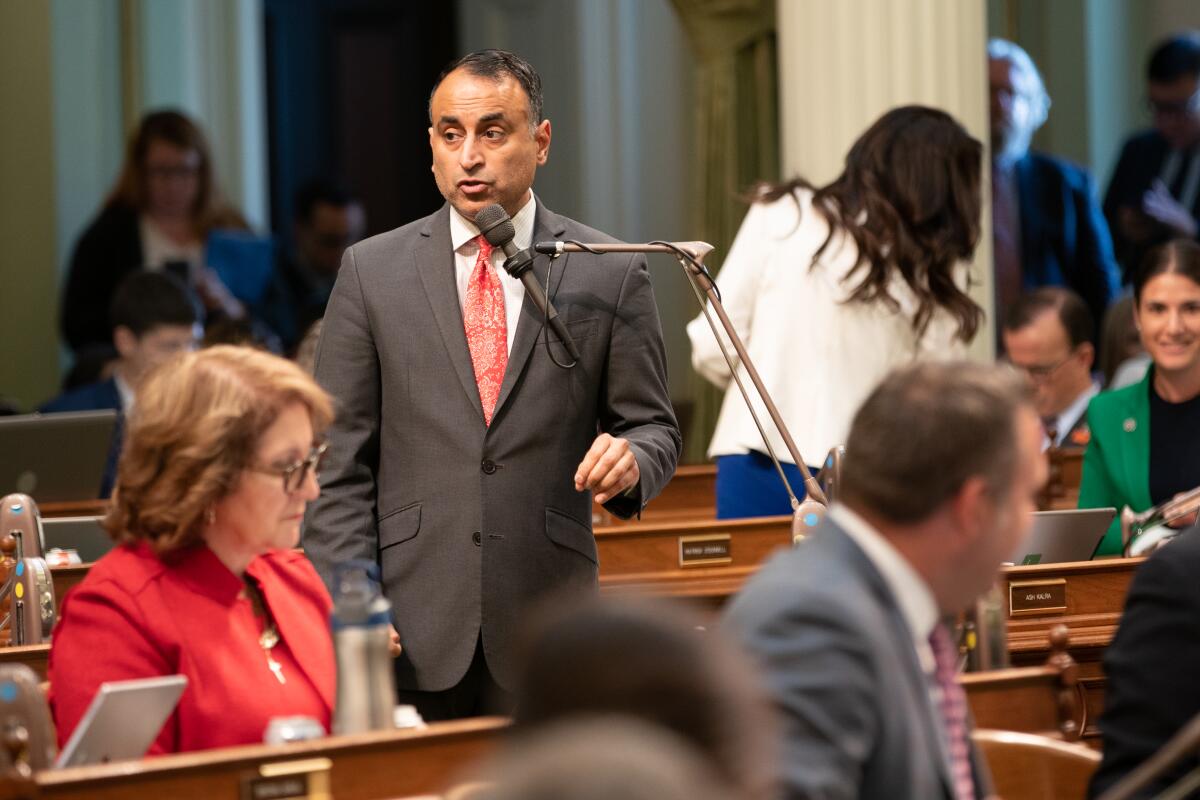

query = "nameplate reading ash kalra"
[
  {"left": 1008, "top": 579, "right": 1067, "bottom": 616},
  {"left": 678, "top": 534, "right": 732, "bottom": 567}
]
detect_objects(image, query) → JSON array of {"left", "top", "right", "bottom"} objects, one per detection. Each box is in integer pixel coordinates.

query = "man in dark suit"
[
  {"left": 724, "top": 362, "right": 1047, "bottom": 799},
  {"left": 257, "top": 179, "right": 365, "bottom": 353},
  {"left": 303, "top": 50, "right": 680, "bottom": 721},
  {"left": 988, "top": 39, "right": 1121, "bottom": 341},
  {"left": 42, "top": 271, "right": 199, "bottom": 496},
  {"left": 1002, "top": 288, "right": 1099, "bottom": 451},
  {"left": 1089, "top": 527, "right": 1200, "bottom": 797},
  {"left": 1104, "top": 33, "right": 1200, "bottom": 280}
]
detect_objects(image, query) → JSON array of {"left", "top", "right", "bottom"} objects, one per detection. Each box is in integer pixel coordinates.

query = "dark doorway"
[{"left": 263, "top": 0, "right": 456, "bottom": 238}]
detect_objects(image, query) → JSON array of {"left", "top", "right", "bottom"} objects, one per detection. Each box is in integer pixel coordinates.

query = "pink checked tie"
[
  {"left": 464, "top": 235, "right": 507, "bottom": 425},
  {"left": 929, "top": 623, "right": 977, "bottom": 800}
]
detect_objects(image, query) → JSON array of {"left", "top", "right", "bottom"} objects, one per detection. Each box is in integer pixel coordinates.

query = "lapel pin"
[{"left": 1123, "top": 418, "right": 1137, "bottom": 433}]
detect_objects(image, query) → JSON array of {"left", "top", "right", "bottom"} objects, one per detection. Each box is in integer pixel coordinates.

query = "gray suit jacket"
[
  {"left": 303, "top": 202, "right": 680, "bottom": 691},
  {"left": 723, "top": 518, "right": 990, "bottom": 800}
]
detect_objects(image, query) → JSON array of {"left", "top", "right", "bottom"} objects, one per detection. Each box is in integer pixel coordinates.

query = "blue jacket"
[{"left": 1013, "top": 152, "right": 1122, "bottom": 331}]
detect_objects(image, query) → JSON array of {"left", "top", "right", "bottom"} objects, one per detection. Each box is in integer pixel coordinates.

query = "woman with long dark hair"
[{"left": 688, "top": 105, "right": 985, "bottom": 518}]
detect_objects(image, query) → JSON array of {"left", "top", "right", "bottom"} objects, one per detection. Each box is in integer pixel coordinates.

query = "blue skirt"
[{"left": 715, "top": 452, "right": 815, "bottom": 519}]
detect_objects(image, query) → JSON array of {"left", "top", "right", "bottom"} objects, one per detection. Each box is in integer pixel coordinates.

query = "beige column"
[
  {"left": 0, "top": 3, "right": 59, "bottom": 409},
  {"left": 777, "top": 0, "right": 994, "bottom": 359}
]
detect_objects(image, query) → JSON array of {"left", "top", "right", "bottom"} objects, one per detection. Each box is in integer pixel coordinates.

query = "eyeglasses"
[
  {"left": 1006, "top": 354, "right": 1073, "bottom": 383},
  {"left": 250, "top": 442, "right": 328, "bottom": 493},
  {"left": 1146, "top": 89, "right": 1200, "bottom": 117}
]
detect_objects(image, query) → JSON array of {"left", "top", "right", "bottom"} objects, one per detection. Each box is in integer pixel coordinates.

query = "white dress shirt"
[
  {"left": 830, "top": 504, "right": 938, "bottom": 677},
  {"left": 687, "top": 189, "right": 968, "bottom": 465},
  {"left": 448, "top": 195, "right": 535, "bottom": 355}
]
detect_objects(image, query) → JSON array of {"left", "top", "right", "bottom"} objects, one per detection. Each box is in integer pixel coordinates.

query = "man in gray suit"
[
  {"left": 303, "top": 50, "right": 680, "bottom": 720},
  {"left": 725, "top": 362, "right": 1046, "bottom": 799}
]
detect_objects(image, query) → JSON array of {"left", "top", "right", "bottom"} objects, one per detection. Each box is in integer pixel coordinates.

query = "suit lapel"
[
  {"left": 825, "top": 525, "right": 957, "bottom": 798},
  {"left": 1121, "top": 371, "right": 1153, "bottom": 510},
  {"left": 491, "top": 205, "right": 568, "bottom": 421},
  {"left": 413, "top": 205, "right": 484, "bottom": 423}
]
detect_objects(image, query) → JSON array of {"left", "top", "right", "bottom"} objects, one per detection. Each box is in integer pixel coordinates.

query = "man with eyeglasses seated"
[
  {"left": 1002, "top": 287, "right": 1099, "bottom": 451},
  {"left": 1105, "top": 32, "right": 1200, "bottom": 281},
  {"left": 49, "top": 346, "right": 397, "bottom": 755}
]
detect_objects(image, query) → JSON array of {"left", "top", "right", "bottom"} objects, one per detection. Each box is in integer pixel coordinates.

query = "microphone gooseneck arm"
[{"left": 536, "top": 239, "right": 829, "bottom": 540}]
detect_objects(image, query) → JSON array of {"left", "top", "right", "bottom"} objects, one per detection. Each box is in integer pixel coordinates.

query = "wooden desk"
[
  {"left": 596, "top": 514, "right": 791, "bottom": 605},
  {"left": 29, "top": 717, "right": 507, "bottom": 800},
  {"left": 1003, "top": 558, "right": 1142, "bottom": 741},
  {"left": 36, "top": 501, "right": 108, "bottom": 520},
  {"left": 1041, "top": 448, "right": 1084, "bottom": 511}
]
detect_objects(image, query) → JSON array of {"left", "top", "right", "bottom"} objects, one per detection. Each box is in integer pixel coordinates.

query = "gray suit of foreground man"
[{"left": 725, "top": 361, "right": 1047, "bottom": 799}]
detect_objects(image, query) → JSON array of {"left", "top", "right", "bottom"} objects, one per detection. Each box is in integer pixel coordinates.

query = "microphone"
[{"left": 475, "top": 205, "right": 579, "bottom": 363}]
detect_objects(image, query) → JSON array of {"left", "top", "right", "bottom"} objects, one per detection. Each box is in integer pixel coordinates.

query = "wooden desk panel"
[
  {"left": 37, "top": 501, "right": 108, "bottom": 520},
  {"left": 1002, "top": 558, "right": 1142, "bottom": 742},
  {"left": 35, "top": 717, "right": 508, "bottom": 800},
  {"left": 596, "top": 515, "right": 791, "bottom": 605}
]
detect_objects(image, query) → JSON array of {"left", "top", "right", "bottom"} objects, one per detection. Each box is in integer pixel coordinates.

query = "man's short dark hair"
[
  {"left": 109, "top": 271, "right": 198, "bottom": 337},
  {"left": 428, "top": 49, "right": 544, "bottom": 130},
  {"left": 1148, "top": 32, "right": 1200, "bottom": 84},
  {"left": 839, "top": 362, "right": 1033, "bottom": 524},
  {"left": 1002, "top": 287, "right": 1094, "bottom": 349},
  {"left": 292, "top": 178, "right": 356, "bottom": 224}
]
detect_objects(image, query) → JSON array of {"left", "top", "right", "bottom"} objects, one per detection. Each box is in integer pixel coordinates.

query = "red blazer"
[{"left": 49, "top": 542, "right": 336, "bottom": 754}]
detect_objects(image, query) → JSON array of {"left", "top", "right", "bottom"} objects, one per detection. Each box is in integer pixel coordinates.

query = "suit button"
[
  {"left": 472, "top": 531, "right": 482, "bottom": 546},
  {"left": 481, "top": 459, "right": 497, "bottom": 474}
]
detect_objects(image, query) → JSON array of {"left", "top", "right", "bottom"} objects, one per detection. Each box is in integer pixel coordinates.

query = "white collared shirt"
[
  {"left": 113, "top": 371, "right": 134, "bottom": 413},
  {"left": 829, "top": 504, "right": 938, "bottom": 678},
  {"left": 448, "top": 195, "right": 535, "bottom": 354},
  {"left": 1045, "top": 380, "right": 1100, "bottom": 449}
]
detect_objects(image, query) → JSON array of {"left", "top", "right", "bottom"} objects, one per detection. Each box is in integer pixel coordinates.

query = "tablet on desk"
[
  {"left": 1008, "top": 507, "right": 1117, "bottom": 565},
  {"left": 55, "top": 675, "right": 187, "bottom": 768}
]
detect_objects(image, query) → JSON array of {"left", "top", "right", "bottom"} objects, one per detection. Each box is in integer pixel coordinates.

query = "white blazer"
[{"left": 687, "top": 189, "right": 969, "bottom": 466}]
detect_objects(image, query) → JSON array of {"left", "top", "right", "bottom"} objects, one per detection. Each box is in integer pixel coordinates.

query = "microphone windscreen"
[{"left": 475, "top": 204, "right": 516, "bottom": 248}]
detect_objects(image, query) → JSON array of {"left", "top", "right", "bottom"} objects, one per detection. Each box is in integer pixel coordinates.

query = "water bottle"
[{"left": 331, "top": 560, "right": 396, "bottom": 735}]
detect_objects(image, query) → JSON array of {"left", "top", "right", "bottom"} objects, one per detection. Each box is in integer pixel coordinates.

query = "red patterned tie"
[
  {"left": 929, "top": 623, "right": 977, "bottom": 800},
  {"left": 464, "top": 235, "right": 507, "bottom": 425}
]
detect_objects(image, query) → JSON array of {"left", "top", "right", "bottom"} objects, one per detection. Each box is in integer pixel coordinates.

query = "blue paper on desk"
[{"left": 207, "top": 229, "right": 275, "bottom": 305}]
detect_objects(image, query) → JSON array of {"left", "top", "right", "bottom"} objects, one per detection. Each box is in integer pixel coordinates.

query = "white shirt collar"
[
  {"left": 1048, "top": 380, "right": 1100, "bottom": 448},
  {"left": 829, "top": 504, "right": 940, "bottom": 647},
  {"left": 113, "top": 371, "right": 135, "bottom": 413},
  {"left": 449, "top": 194, "right": 537, "bottom": 254}
]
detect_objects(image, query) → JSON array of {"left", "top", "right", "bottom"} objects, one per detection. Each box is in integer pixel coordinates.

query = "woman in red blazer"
[{"left": 50, "top": 345, "right": 340, "bottom": 754}]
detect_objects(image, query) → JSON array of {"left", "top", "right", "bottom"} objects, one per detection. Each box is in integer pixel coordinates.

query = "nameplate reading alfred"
[
  {"left": 679, "top": 534, "right": 732, "bottom": 567},
  {"left": 1008, "top": 579, "right": 1067, "bottom": 616}
]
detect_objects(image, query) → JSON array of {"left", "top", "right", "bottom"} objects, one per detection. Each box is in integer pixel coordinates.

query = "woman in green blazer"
[{"left": 1080, "top": 239, "right": 1200, "bottom": 555}]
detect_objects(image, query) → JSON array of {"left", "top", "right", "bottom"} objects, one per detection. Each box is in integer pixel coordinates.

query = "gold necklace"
[{"left": 246, "top": 579, "right": 286, "bottom": 685}]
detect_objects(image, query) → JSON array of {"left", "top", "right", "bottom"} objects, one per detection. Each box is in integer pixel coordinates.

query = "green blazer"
[{"left": 1078, "top": 371, "right": 1152, "bottom": 555}]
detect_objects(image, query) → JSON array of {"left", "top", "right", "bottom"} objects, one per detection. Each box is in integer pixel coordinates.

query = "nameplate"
[
  {"left": 242, "top": 757, "right": 332, "bottom": 800},
  {"left": 678, "top": 534, "right": 732, "bottom": 567},
  {"left": 1008, "top": 579, "right": 1068, "bottom": 616}
]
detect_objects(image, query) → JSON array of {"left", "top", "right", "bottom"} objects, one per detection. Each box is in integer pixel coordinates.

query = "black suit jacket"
[
  {"left": 61, "top": 205, "right": 144, "bottom": 354},
  {"left": 1103, "top": 129, "right": 1200, "bottom": 281},
  {"left": 1013, "top": 152, "right": 1121, "bottom": 331},
  {"left": 1089, "top": 528, "right": 1200, "bottom": 797}
]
